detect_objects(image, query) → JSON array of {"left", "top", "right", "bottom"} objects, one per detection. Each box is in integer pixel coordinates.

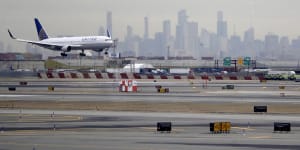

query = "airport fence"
[{"left": 37, "top": 72, "right": 260, "bottom": 80}]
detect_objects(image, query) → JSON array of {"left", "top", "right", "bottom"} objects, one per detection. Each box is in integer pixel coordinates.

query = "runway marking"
[
  {"left": 1, "top": 114, "right": 82, "bottom": 123},
  {"left": 0, "top": 130, "right": 39, "bottom": 135},
  {"left": 232, "top": 127, "right": 255, "bottom": 131},
  {"left": 0, "top": 141, "right": 104, "bottom": 149},
  {"left": 173, "top": 128, "right": 185, "bottom": 132},
  {"left": 0, "top": 94, "right": 39, "bottom": 97},
  {"left": 248, "top": 136, "right": 272, "bottom": 139},
  {"left": 18, "top": 115, "right": 82, "bottom": 122},
  {"left": 140, "top": 127, "right": 184, "bottom": 132},
  {"left": 140, "top": 127, "right": 156, "bottom": 130}
]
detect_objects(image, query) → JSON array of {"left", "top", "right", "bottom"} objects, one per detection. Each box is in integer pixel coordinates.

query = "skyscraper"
[
  {"left": 244, "top": 27, "right": 255, "bottom": 44},
  {"left": 175, "top": 10, "right": 188, "bottom": 50},
  {"left": 178, "top": 10, "right": 188, "bottom": 26},
  {"left": 122, "top": 25, "right": 140, "bottom": 57},
  {"left": 186, "top": 21, "right": 199, "bottom": 57},
  {"left": 199, "top": 29, "right": 211, "bottom": 57},
  {"left": 154, "top": 32, "right": 164, "bottom": 56},
  {"left": 229, "top": 35, "right": 242, "bottom": 56},
  {"left": 291, "top": 37, "right": 300, "bottom": 49},
  {"left": 243, "top": 27, "right": 255, "bottom": 55},
  {"left": 217, "top": 11, "right": 227, "bottom": 38},
  {"left": 106, "top": 11, "right": 112, "bottom": 35},
  {"left": 163, "top": 20, "right": 171, "bottom": 42},
  {"left": 279, "top": 36, "right": 290, "bottom": 59},
  {"left": 144, "top": 17, "right": 149, "bottom": 39},
  {"left": 175, "top": 10, "right": 201, "bottom": 57},
  {"left": 162, "top": 20, "right": 172, "bottom": 58},
  {"left": 265, "top": 33, "right": 279, "bottom": 58},
  {"left": 216, "top": 11, "right": 228, "bottom": 57},
  {"left": 280, "top": 36, "right": 289, "bottom": 50},
  {"left": 126, "top": 25, "right": 133, "bottom": 38}
]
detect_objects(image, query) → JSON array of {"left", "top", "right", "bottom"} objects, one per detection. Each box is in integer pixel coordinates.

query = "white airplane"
[{"left": 8, "top": 18, "right": 114, "bottom": 56}]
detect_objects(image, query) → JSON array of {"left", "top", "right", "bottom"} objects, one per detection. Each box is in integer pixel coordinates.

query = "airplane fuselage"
[{"left": 40, "top": 36, "right": 113, "bottom": 51}]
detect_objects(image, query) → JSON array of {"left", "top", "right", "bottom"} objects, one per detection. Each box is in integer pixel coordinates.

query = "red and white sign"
[{"left": 119, "top": 80, "right": 137, "bottom": 92}]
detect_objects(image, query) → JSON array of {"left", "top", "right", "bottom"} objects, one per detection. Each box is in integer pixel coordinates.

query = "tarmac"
[{"left": 0, "top": 79, "right": 300, "bottom": 150}]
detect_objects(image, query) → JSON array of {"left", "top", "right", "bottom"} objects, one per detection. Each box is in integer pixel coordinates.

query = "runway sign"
[
  {"left": 254, "top": 106, "right": 267, "bottom": 113},
  {"left": 48, "top": 86, "right": 54, "bottom": 91},
  {"left": 210, "top": 122, "right": 231, "bottom": 133},
  {"left": 274, "top": 122, "right": 291, "bottom": 132},
  {"left": 8, "top": 87, "right": 16, "bottom": 91},
  {"left": 157, "top": 122, "right": 172, "bottom": 132}
]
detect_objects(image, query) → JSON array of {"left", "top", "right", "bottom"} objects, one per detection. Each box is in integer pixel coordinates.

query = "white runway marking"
[
  {"left": 0, "top": 95, "right": 38, "bottom": 97},
  {"left": 1, "top": 109, "right": 300, "bottom": 122}
]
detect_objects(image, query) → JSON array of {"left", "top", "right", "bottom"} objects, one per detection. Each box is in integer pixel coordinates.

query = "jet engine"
[{"left": 61, "top": 45, "right": 72, "bottom": 52}]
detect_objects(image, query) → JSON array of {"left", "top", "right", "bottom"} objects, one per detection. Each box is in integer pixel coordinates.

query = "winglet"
[
  {"left": 106, "top": 29, "right": 111, "bottom": 38},
  {"left": 8, "top": 29, "right": 16, "bottom": 39}
]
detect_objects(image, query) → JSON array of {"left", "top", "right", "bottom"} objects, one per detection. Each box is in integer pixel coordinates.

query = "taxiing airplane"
[{"left": 8, "top": 18, "right": 114, "bottom": 56}]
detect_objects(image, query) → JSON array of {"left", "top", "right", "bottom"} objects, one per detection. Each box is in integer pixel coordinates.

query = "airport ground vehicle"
[
  {"left": 222, "top": 85, "right": 234, "bottom": 89},
  {"left": 264, "top": 74, "right": 297, "bottom": 80}
]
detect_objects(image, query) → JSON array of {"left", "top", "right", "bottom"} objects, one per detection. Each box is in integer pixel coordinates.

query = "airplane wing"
[
  {"left": 8, "top": 29, "right": 81, "bottom": 50},
  {"left": 30, "top": 42, "right": 81, "bottom": 51},
  {"left": 8, "top": 29, "right": 53, "bottom": 46}
]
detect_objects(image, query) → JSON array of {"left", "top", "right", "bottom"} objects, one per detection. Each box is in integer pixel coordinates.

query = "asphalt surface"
[
  {"left": 1, "top": 110, "right": 300, "bottom": 150},
  {"left": 1, "top": 80, "right": 300, "bottom": 103},
  {"left": 0, "top": 80, "right": 300, "bottom": 150},
  {"left": 1, "top": 92, "right": 300, "bottom": 104}
]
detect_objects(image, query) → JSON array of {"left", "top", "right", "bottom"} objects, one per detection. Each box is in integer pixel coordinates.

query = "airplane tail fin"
[{"left": 34, "top": 18, "right": 48, "bottom": 40}]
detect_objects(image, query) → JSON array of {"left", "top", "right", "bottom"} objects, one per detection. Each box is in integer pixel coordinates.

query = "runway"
[
  {"left": 0, "top": 80, "right": 300, "bottom": 149},
  {"left": 1, "top": 80, "right": 300, "bottom": 103},
  {"left": 1, "top": 91, "right": 300, "bottom": 104},
  {"left": 1, "top": 110, "right": 300, "bottom": 150}
]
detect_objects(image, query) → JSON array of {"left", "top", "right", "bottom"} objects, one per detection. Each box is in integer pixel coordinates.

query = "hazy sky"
[{"left": 1, "top": 0, "right": 300, "bottom": 51}]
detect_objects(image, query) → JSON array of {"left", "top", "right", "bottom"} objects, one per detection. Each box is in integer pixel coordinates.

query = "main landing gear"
[
  {"left": 97, "top": 49, "right": 108, "bottom": 56},
  {"left": 61, "top": 52, "right": 67, "bottom": 57},
  {"left": 79, "top": 49, "right": 86, "bottom": 57}
]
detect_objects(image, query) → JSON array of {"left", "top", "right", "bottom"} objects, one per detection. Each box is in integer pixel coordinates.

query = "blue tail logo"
[{"left": 34, "top": 18, "right": 48, "bottom": 40}]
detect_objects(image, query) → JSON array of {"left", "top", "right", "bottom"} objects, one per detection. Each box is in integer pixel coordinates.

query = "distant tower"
[
  {"left": 106, "top": 11, "right": 112, "bottom": 35},
  {"left": 162, "top": 20, "right": 171, "bottom": 59},
  {"left": 126, "top": 25, "right": 133, "bottom": 38},
  {"left": 217, "top": 11, "right": 227, "bottom": 38},
  {"left": 163, "top": 20, "right": 171, "bottom": 38},
  {"left": 144, "top": 17, "right": 149, "bottom": 39},
  {"left": 244, "top": 27, "right": 255, "bottom": 43},
  {"left": 217, "top": 11, "right": 223, "bottom": 22},
  {"left": 265, "top": 33, "right": 279, "bottom": 57},
  {"left": 163, "top": 20, "right": 171, "bottom": 42},
  {"left": 175, "top": 10, "right": 188, "bottom": 50},
  {"left": 178, "top": 10, "right": 188, "bottom": 26}
]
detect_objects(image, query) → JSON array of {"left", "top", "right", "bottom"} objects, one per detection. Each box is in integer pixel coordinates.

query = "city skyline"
[
  {"left": 117, "top": 9, "right": 300, "bottom": 60},
  {"left": 2, "top": 9, "right": 300, "bottom": 60},
  {"left": 1, "top": 1, "right": 300, "bottom": 43},
  {"left": 1, "top": 0, "right": 300, "bottom": 60}
]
